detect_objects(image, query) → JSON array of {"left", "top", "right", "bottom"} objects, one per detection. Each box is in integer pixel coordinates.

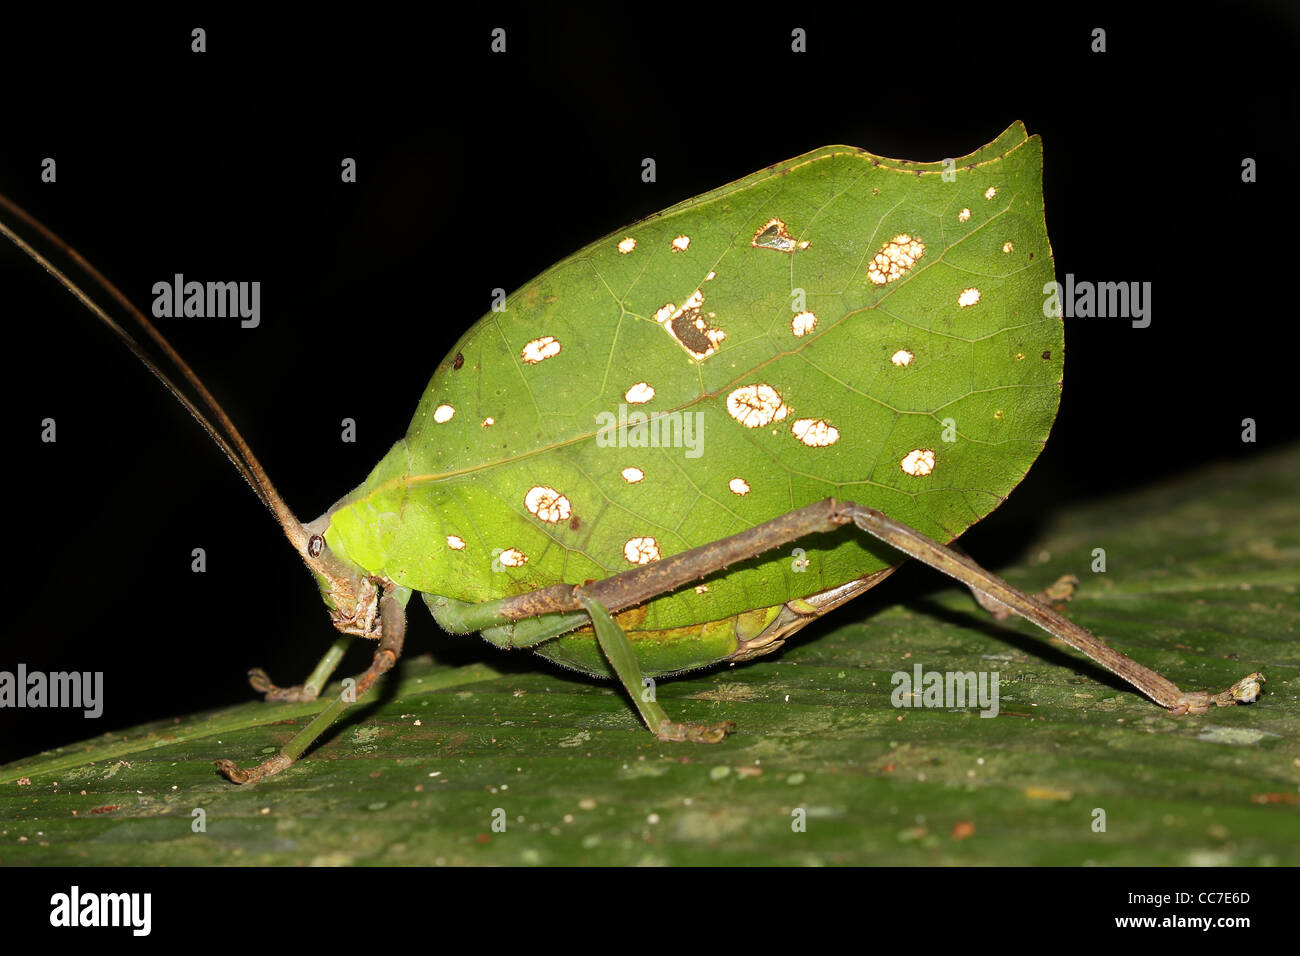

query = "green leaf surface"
[
  {"left": 3, "top": 446, "right": 1296, "bottom": 866},
  {"left": 325, "top": 124, "right": 1062, "bottom": 648}
]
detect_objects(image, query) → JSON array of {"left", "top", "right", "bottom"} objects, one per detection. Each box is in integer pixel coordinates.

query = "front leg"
[
  {"left": 216, "top": 585, "right": 410, "bottom": 784},
  {"left": 247, "top": 633, "right": 353, "bottom": 702}
]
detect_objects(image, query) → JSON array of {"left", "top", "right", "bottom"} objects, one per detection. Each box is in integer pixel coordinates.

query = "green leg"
[
  {"left": 426, "top": 593, "right": 588, "bottom": 639},
  {"left": 216, "top": 587, "right": 410, "bottom": 784},
  {"left": 479, "top": 613, "right": 589, "bottom": 649},
  {"left": 575, "top": 591, "right": 733, "bottom": 743},
  {"left": 432, "top": 591, "right": 731, "bottom": 740},
  {"left": 427, "top": 594, "right": 589, "bottom": 649},
  {"left": 248, "top": 633, "right": 352, "bottom": 702}
]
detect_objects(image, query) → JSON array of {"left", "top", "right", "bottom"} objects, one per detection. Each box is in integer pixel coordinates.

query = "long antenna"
[{"left": 0, "top": 193, "right": 312, "bottom": 555}]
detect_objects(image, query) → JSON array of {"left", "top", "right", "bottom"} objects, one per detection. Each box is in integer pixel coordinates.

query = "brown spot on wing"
[{"left": 671, "top": 307, "right": 714, "bottom": 354}]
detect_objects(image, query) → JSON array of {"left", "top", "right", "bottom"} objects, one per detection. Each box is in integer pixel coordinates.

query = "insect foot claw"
[
  {"left": 214, "top": 753, "right": 292, "bottom": 785},
  {"left": 247, "top": 668, "right": 318, "bottom": 703},
  {"left": 1212, "top": 672, "right": 1266, "bottom": 708},
  {"left": 1168, "top": 673, "right": 1265, "bottom": 717},
  {"left": 656, "top": 720, "right": 736, "bottom": 744}
]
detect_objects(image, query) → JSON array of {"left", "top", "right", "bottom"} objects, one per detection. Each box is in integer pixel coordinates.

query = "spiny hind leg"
[
  {"left": 971, "top": 571, "right": 1079, "bottom": 621},
  {"left": 838, "top": 503, "right": 1262, "bottom": 714},
  {"left": 946, "top": 542, "right": 1077, "bottom": 621},
  {"left": 247, "top": 633, "right": 352, "bottom": 702},
  {"left": 432, "top": 498, "right": 1261, "bottom": 718}
]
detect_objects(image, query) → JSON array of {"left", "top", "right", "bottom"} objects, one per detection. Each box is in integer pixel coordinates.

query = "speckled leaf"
[
  {"left": 3, "top": 445, "right": 1295, "bottom": 865},
  {"left": 324, "top": 123, "right": 1061, "bottom": 673}
]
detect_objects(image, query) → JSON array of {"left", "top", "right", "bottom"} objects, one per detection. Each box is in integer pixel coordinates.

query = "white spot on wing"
[
  {"left": 624, "top": 537, "right": 661, "bottom": 565},
  {"left": 625, "top": 382, "right": 656, "bottom": 404},
  {"left": 726, "top": 384, "right": 790, "bottom": 428},
  {"left": 524, "top": 486, "right": 571, "bottom": 524},
  {"left": 499, "top": 548, "right": 528, "bottom": 568},
  {"left": 521, "top": 336, "right": 562, "bottom": 364},
  {"left": 901, "top": 449, "right": 936, "bottom": 477},
  {"left": 791, "top": 418, "right": 839, "bottom": 447},
  {"left": 868, "top": 234, "right": 926, "bottom": 286}
]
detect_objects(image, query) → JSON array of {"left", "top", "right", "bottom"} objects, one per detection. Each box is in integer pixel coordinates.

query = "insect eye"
[{"left": 307, "top": 535, "right": 324, "bottom": 558}]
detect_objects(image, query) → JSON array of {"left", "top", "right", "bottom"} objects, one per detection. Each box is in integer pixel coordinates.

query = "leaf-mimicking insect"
[{"left": 0, "top": 122, "right": 1263, "bottom": 784}]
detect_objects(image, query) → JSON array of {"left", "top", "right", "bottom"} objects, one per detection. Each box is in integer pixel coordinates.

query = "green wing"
[{"left": 326, "top": 122, "right": 1061, "bottom": 631}]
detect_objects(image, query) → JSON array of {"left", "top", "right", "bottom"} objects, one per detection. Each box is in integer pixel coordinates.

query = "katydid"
[{"left": 2, "top": 122, "right": 1262, "bottom": 785}]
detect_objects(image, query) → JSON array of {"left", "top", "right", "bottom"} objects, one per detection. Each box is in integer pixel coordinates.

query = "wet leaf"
[{"left": 3, "top": 445, "right": 1296, "bottom": 865}]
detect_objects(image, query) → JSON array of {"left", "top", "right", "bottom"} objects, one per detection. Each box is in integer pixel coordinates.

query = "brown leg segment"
[
  {"left": 837, "top": 503, "right": 1262, "bottom": 714},
  {"left": 970, "top": 573, "right": 1078, "bottom": 621},
  {"left": 215, "top": 588, "right": 408, "bottom": 784},
  {"left": 478, "top": 499, "right": 1262, "bottom": 716}
]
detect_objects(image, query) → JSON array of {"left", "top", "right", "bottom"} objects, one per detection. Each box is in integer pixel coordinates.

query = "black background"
[{"left": 1, "top": 4, "right": 1296, "bottom": 767}]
